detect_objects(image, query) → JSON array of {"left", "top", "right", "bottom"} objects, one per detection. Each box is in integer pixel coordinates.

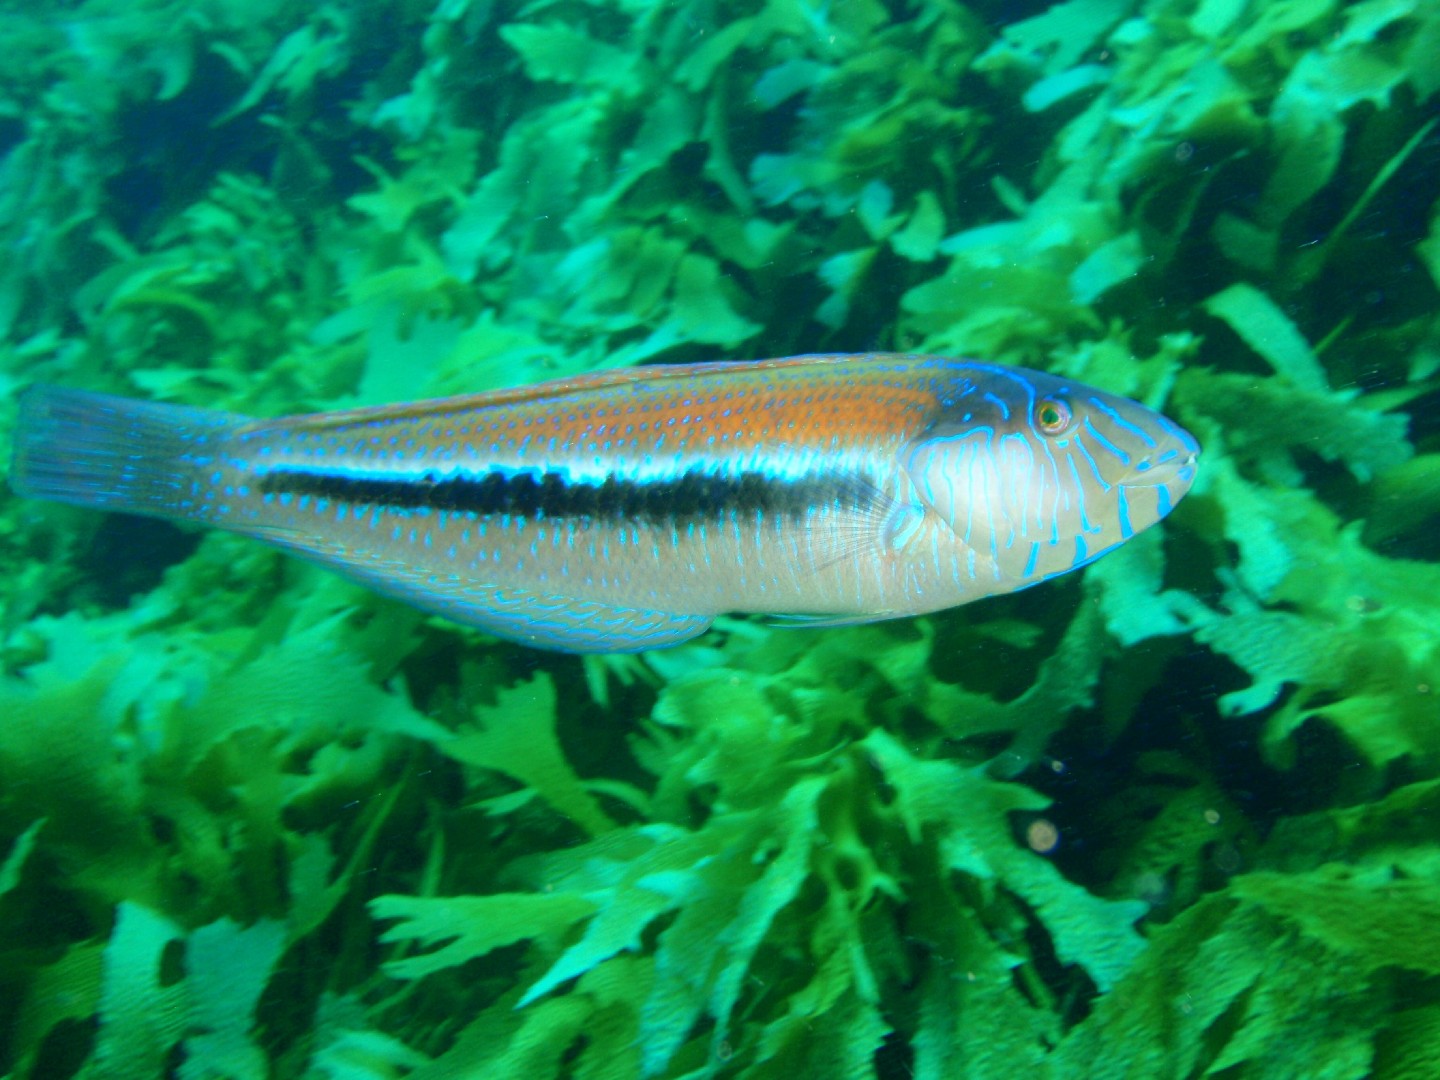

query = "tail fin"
[{"left": 10, "top": 386, "right": 248, "bottom": 521}]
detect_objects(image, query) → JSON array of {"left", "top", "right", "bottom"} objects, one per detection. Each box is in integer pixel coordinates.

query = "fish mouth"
[{"left": 1119, "top": 448, "right": 1199, "bottom": 489}]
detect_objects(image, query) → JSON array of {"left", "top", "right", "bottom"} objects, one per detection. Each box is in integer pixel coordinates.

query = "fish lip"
[{"left": 1119, "top": 449, "right": 1199, "bottom": 488}]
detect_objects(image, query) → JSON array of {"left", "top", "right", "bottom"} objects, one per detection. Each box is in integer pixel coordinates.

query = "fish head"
[{"left": 903, "top": 364, "right": 1199, "bottom": 589}]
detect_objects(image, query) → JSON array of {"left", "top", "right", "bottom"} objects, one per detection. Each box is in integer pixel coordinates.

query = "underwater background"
[{"left": 0, "top": 0, "right": 1438, "bottom": 1076}]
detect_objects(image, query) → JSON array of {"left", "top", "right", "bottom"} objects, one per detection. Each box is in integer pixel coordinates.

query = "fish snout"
[
  {"left": 1120, "top": 448, "right": 1197, "bottom": 489},
  {"left": 1118, "top": 416, "right": 1200, "bottom": 490}
]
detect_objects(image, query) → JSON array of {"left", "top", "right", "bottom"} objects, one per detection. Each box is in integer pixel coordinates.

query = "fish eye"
[{"left": 1034, "top": 397, "right": 1072, "bottom": 435}]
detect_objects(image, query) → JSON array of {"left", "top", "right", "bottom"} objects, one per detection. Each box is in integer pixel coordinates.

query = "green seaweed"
[{"left": 1, "top": 0, "right": 1438, "bottom": 1076}]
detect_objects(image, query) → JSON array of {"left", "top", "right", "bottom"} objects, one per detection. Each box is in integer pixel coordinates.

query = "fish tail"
[{"left": 10, "top": 385, "right": 248, "bottom": 521}]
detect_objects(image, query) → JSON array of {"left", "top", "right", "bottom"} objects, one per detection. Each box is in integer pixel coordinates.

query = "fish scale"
[
  {"left": 267, "top": 357, "right": 938, "bottom": 475},
  {"left": 10, "top": 353, "right": 1199, "bottom": 652}
]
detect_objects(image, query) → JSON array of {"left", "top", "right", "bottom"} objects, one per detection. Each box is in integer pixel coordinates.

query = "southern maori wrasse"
[{"left": 9, "top": 354, "right": 1198, "bottom": 652}]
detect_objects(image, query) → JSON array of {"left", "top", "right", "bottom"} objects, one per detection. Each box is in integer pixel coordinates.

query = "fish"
[{"left": 9, "top": 353, "right": 1199, "bottom": 652}]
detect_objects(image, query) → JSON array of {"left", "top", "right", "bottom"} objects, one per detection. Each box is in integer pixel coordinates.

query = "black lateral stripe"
[{"left": 259, "top": 466, "right": 878, "bottom": 522}]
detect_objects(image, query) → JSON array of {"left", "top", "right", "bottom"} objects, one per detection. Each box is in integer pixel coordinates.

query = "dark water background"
[{"left": 1, "top": 1, "right": 1438, "bottom": 1077}]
